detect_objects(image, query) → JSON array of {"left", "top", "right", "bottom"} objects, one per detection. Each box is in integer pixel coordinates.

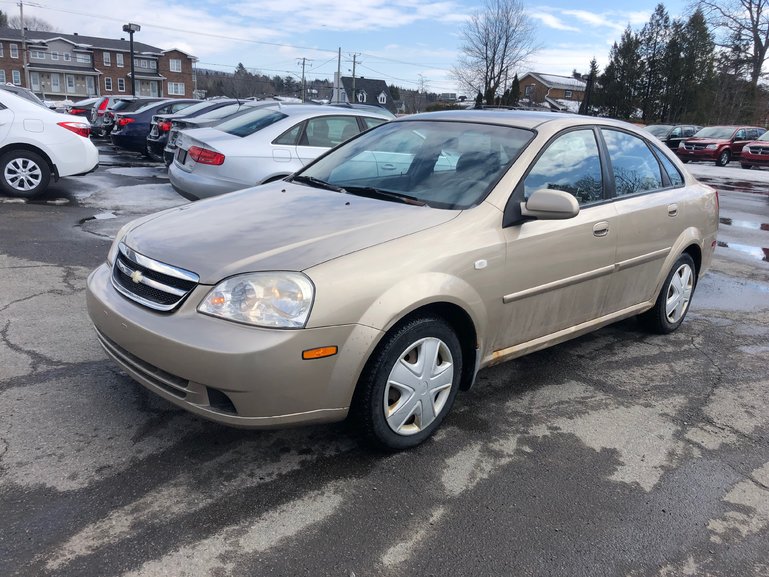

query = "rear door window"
[
  {"left": 601, "top": 129, "right": 663, "bottom": 197},
  {"left": 300, "top": 116, "right": 360, "bottom": 147},
  {"left": 217, "top": 109, "right": 288, "bottom": 137}
]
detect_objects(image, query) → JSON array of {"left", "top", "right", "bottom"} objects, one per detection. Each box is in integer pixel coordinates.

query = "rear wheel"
[
  {"left": 0, "top": 150, "right": 51, "bottom": 198},
  {"left": 716, "top": 149, "right": 730, "bottom": 166},
  {"left": 640, "top": 254, "right": 696, "bottom": 334},
  {"left": 353, "top": 316, "right": 462, "bottom": 450}
]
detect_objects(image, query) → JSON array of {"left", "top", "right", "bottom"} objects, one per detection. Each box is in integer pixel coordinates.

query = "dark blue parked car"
[{"left": 111, "top": 99, "right": 199, "bottom": 155}]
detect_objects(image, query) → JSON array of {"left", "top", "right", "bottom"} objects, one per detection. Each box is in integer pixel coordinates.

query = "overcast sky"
[{"left": 6, "top": 0, "right": 689, "bottom": 95}]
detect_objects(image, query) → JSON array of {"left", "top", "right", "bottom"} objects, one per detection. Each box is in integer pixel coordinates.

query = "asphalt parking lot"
[{"left": 1, "top": 148, "right": 768, "bottom": 577}]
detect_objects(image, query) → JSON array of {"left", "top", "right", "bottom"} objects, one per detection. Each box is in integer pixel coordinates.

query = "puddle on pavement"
[
  {"left": 719, "top": 217, "right": 769, "bottom": 231},
  {"left": 697, "top": 176, "right": 769, "bottom": 194},
  {"left": 717, "top": 240, "right": 769, "bottom": 262}
]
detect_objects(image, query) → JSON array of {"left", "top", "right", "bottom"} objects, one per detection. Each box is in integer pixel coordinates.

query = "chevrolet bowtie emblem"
[{"left": 130, "top": 270, "right": 144, "bottom": 284}]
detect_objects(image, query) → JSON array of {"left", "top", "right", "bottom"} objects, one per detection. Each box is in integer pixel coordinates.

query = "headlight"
[
  {"left": 107, "top": 224, "right": 134, "bottom": 266},
  {"left": 198, "top": 272, "right": 314, "bottom": 328},
  {"left": 744, "top": 146, "right": 753, "bottom": 154},
  {"left": 706, "top": 144, "right": 718, "bottom": 150},
  {"left": 678, "top": 141, "right": 685, "bottom": 148}
]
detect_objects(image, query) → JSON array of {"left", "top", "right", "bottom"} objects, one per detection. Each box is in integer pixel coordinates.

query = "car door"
[
  {"left": 731, "top": 128, "right": 748, "bottom": 157},
  {"left": 294, "top": 115, "right": 362, "bottom": 165},
  {"left": 601, "top": 128, "right": 683, "bottom": 310},
  {"left": 494, "top": 128, "right": 619, "bottom": 350},
  {"left": 0, "top": 104, "right": 14, "bottom": 144}
]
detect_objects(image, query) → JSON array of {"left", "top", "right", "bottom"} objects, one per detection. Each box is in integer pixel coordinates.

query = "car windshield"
[
  {"left": 756, "top": 132, "right": 769, "bottom": 142},
  {"left": 293, "top": 120, "right": 534, "bottom": 210},
  {"left": 173, "top": 100, "right": 224, "bottom": 116},
  {"left": 694, "top": 126, "right": 736, "bottom": 139},
  {"left": 645, "top": 125, "right": 673, "bottom": 137},
  {"left": 0, "top": 86, "right": 48, "bottom": 108},
  {"left": 216, "top": 108, "right": 287, "bottom": 137}
]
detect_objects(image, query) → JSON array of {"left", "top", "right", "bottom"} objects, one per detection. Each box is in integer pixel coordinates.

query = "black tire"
[
  {"left": 640, "top": 253, "right": 696, "bottom": 334},
  {"left": 715, "top": 150, "right": 730, "bottom": 166},
  {"left": 741, "top": 163, "right": 752, "bottom": 169},
  {"left": 0, "top": 150, "right": 51, "bottom": 198},
  {"left": 352, "top": 316, "right": 462, "bottom": 450},
  {"left": 680, "top": 159, "right": 690, "bottom": 164}
]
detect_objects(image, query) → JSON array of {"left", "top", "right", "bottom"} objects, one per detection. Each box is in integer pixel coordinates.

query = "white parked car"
[
  {"left": 0, "top": 89, "right": 98, "bottom": 198},
  {"left": 168, "top": 104, "right": 391, "bottom": 199}
]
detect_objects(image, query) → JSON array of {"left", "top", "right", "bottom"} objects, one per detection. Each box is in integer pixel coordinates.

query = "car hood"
[
  {"left": 123, "top": 181, "right": 459, "bottom": 283},
  {"left": 684, "top": 138, "right": 729, "bottom": 145}
]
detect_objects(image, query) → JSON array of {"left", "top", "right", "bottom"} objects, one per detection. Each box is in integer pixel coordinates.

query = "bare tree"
[
  {"left": 452, "top": 0, "right": 538, "bottom": 104},
  {"left": 698, "top": 0, "right": 769, "bottom": 87},
  {"left": 8, "top": 15, "right": 56, "bottom": 32}
]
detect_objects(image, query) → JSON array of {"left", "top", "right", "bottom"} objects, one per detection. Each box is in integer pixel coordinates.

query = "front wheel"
[
  {"left": 716, "top": 150, "right": 730, "bottom": 166},
  {"left": 352, "top": 316, "right": 462, "bottom": 450},
  {"left": 0, "top": 150, "right": 51, "bottom": 198},
  {"left": 640, "top": 254, "right": 696, "bottom": 334}
]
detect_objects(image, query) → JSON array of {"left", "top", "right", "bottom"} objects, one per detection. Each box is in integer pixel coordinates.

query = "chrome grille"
[
  {"left": 111, "top": 243, "right": 199, "bottom": 311},
  {"left": 749, "top": 146, "right": 769, "bottom": 155},
  {"left": 683, "top": 143, "right": 707, "bottom": 151}
]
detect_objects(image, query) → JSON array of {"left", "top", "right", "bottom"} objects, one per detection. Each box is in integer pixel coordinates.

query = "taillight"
[
  {"left": 117, "top": 117, "right": 134, "bottom": 127},
  {"left": 97, "top": 99, "right": 109, "bottom": 116},
  {"left": 158, "top": 121, "right": 173, "bottom": 132},
  {"left": 188, "top": 146, "right": 225, "bottom": 165},
  {"left": 57, "top": 121, "right": 90, "bottom": 138},
  {"left": 70, "top": 108, "right": 86, "bottom": 114}
]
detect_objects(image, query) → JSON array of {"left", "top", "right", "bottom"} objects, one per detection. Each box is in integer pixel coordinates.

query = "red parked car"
[
  {"left": 676, "top": 125, "right": 766, "bottom": 166},
  {"left": 739, "top": 132, "right": 769, "bottom": 169}
]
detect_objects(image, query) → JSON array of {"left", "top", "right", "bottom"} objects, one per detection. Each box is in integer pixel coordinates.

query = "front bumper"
[
  {"left": 675, "top": 148, "right": 718, "bottom": 162},
  {"left": 740, "top": 152, "right": 769, "bottom": 166},
  {"left": 86, "top": 263, "right": 381, "bottom": 428}
]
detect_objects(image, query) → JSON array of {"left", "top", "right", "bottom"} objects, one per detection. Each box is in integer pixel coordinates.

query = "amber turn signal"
[{"left": 302, "top": 346, "right": 338, "bottom": 360}]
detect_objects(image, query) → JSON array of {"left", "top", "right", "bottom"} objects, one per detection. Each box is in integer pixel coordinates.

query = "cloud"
[{"left": 531, "top": 13, "right": 580, "bottom": 32}]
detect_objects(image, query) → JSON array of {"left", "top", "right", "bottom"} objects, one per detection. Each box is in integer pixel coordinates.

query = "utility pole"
[
  {"left": 297, "top": 57, "right": 312, "bottom": 102},
  {"left": 19, "top": 0, "right": 29, "bottom": 88},
  {"left": 122, "top": 23, "right": 141, "bottom": 97},
  {"left": 336, "top": 47, "right": 341, "bottom": 103},
  {"left": 350, "top": 53, "right": 360, "bottom": 101}
]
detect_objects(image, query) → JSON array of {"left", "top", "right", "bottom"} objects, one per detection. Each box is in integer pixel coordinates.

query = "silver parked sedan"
[
  {"left": 168, "top": 104, "right": 391, "bottom": 199},
  {"left": 87, "top": 111, "right": 718, "bottom": 450}
]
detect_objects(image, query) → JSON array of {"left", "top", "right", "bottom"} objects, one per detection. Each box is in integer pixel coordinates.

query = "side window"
[
  {"left": 273, "top": 122, "right": 303, "bottom": 145},
  {"left": 654, "top": 147, "right": 684, "bottom": 187},
  {"left": 670, "top": 127, "right": 682, "bottom": 138},
  {"left": 363, "top": 116, "right": 387, "bottom": 130},
  {"left": 302, "top": 116, "right": 359, "bottom": 147},
  {"left": 748, "top": 129, "right": 760, "bottom": 140},
  {"left": 734, "top": 129, "right": 746, "bottom": 140},
  {"left": 683, "top": 127, "right": 695, "bottom": 137},
  {"left": 523, "top": 129, "right": 603, "bottom": 204},
  {"left": 602, "top": 129, "right": 663, "bottom": 196}
]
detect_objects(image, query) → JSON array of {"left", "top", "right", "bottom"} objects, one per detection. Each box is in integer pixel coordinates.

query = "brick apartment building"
[{"left": 0, "top": 27, "right": 196, "bottom": 101}]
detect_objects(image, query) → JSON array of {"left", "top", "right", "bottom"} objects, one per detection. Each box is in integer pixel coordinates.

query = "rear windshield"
[
  {"left": 195, "top": 103, "right": 249, "bottom": 121},
  {"left": 216, "top": 108, "right": 287, "bottom": 137},
  {"left": 694, "top": 126, "right": 736, "bottom": 139},
  {"left": 171, "top": 100, "right": 227, "bottom": 116},
  {"left": 645, "top": 125, "right": 672, "bottom": 138},
  {"left": 112, "top": 99, "right": 161, "bottom": 112}
]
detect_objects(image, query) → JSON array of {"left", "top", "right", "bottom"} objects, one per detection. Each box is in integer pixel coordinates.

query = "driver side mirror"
[{"left": 520, "top": 188, "right": 580, "bottom": 220}]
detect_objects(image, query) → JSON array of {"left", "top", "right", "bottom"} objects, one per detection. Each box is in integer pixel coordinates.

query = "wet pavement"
[{"left": 1, "top": 151, "right": 768, "bottom": 577}]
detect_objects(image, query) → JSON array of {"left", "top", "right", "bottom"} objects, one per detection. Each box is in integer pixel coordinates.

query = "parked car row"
[{"left": 646, "top": 123, "right": 768, "bottom": 167}]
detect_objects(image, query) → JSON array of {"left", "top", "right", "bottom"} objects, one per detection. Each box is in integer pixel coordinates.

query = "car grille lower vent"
[{"left": 111, "top": 242, "right": 199, "bottom": 311}]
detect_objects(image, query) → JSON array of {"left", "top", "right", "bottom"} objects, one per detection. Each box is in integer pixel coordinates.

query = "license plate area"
[{"left": 177, "top": 148, "right": 188, "bottom": 165}]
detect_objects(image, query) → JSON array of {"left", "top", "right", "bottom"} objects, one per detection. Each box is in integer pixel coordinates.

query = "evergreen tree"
[
  {"left": 600, "top": 27, "right": 645, "bottom": 119},
  {"left": 639, "top": 4, "right": 671, "bottom": 121},
  {"left": 511, "top": 73, "right": 520, "bottom": 105}
]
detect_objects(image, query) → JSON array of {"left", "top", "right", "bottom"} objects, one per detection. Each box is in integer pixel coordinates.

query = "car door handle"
[
  {"left": 593, "top": 221, "right": 609, "bottom": 237},
  {"left": 381, "top": 163, "right": 396, "bottom": 170},
  {"left": 668, "top": 204, "right": 678, "bottom": 217}
]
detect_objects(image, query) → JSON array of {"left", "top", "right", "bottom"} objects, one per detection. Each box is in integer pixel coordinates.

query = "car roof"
[{"left": 394, "top": 109, "right": 643, "bottom": 131}]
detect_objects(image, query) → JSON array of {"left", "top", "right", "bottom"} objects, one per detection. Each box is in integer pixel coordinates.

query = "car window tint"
[
  {"left": 602, "top": 129, "right": 664, "bottom": 196},
  {"left": 301, "top": 116, "right": 359, "bottom": 147},
  {"left": 363, "top": 117, "right": 387, "bottom": 130},
  {"left": 654, "top": 147, "right": 684, "bottom": 186},
  {"left": 274, "top": 122, "right": 304, "bottom": 145},
  {"left": 524, "top": 129, "right": 603, "bottom": 204},
  {"left": 216, "top": 109, "right": 288, "bottom": 138}
]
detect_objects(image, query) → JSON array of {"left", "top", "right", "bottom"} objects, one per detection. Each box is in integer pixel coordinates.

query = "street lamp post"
[{"left": 122, "top": 23, "right": 141, "bottom": 97}]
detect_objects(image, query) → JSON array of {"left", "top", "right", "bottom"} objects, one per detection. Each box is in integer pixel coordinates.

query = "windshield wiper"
[
  {"left": 342, "top": 186, "right": 426, "bottom": 206},
  {"left": 289, "top": 175, "right": 345, "bottom": 192}
]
